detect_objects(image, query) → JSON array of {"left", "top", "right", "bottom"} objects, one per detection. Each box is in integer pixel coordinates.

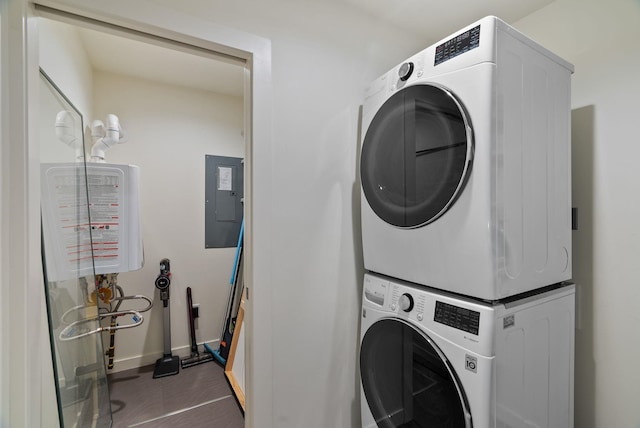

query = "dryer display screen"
[
  {"left": 434, "top": 301, "right": 480, "bottom": 335},
  {"left": 434, "top": 25, "right": 480, "bottom": 66}
]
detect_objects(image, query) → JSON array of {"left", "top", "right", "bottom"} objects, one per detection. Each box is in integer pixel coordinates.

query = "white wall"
[
  {"left": 515, "top": 1, "right": 640, "bottom": 427},
  {"left": 38, "top": 18, "right": 93, "bottom": 165},
  {"left": 149, "top": 1, "right": 427, "bottom": 426},
  {"left": 92, "top": 71, "right": 244, "bottom": 370},
  {"left": 38, "top": 18, "right": 93, "bottom": 124}
]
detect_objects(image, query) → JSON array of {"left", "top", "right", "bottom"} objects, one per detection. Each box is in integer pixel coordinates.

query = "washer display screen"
[
  {"left": 361, "top": 84, "right": 473, "bottom": 228},
  {"left": 434, "top": 301, "right": 480, "bottom": 335}
]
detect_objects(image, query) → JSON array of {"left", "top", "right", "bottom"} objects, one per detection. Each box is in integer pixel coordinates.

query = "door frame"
[{"left": 1, "top": 1, "right": 274, "bottom": 427}]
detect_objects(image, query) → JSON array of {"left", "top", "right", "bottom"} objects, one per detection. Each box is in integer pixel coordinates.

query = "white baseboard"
[{"left": 106, "top": 339, "right": 220, "bottom": 374}]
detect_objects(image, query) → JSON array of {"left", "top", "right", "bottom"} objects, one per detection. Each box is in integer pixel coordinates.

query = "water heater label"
[
  {"left": 41, "top": 163, "right": 143, "bottom": 281},
  {"left": 434, "top": 25, "right": 480, "bottom": 66}
]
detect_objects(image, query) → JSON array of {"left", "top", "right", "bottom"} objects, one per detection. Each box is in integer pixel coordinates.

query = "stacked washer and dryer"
[{"left": 359, "top": 16, "right": 575, "bottom": 428}]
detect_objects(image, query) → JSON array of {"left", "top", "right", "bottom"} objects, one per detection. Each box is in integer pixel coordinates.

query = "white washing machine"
[
  {"left": 359, "top": 272, "right": 575, "bottom": 428},
  {"left": 360, "top": 16, "right": 574, "bottom": 300}
]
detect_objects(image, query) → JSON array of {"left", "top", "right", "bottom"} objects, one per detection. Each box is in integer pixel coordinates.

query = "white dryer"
[
  {"left": 359, "top": 273, "right": 575, "bottom": 428},
  {"left": 360, "top": 16, "right": 574, "bottom": 300}
]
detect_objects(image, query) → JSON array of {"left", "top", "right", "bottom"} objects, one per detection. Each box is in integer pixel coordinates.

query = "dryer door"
[
  {"left": 360, "top": 318, "right": 471, "bottom": 428},
  {"left": 361, "top": 84, "right": 473, "bottom": 228}
]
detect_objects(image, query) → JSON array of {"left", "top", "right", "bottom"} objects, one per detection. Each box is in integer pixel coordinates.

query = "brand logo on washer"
[
  {"left": 503, "top": 314, "right": 515, "bottom": 329},
  {"left": 465, "top": 355, "right": 477, "bottom": 373}
]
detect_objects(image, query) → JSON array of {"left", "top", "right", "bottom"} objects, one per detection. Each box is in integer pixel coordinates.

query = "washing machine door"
[
  {"left": 361, "top": 84, "right": 473, "bottom": 228},
  {"left": 360, "top": 318, "right": 472, "bottom": 428}
]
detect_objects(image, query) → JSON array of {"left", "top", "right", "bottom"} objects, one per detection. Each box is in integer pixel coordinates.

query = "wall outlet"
[{"left": 192, "top": 303, "right": 200, "bottom": 319}]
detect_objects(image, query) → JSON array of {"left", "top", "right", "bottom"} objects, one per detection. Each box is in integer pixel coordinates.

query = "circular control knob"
[
  {"left": 400, "top": 293, "right": 414, "bottom": 312},
  {"left": 398, "top": 62, "right": 414, "bottom": 81}
]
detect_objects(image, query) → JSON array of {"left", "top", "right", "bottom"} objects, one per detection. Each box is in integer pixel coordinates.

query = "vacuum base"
[
  {"left": 181, "top": 351, "right": 214, "bottom": 369},
  {"left": 153, "top": 354, "right": 180, "bottom": 378}
]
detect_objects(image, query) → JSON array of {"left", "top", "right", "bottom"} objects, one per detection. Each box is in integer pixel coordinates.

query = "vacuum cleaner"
[
  {"left": 181, "top": 287, "right": 214, "bottom": 368},
  {"left": 153, "top": 258, "right": 180, "bottom": 378}
]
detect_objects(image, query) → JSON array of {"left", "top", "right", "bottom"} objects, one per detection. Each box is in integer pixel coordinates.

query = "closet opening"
[{"left": 35, "top": 5, "right": 260, "bottom": 426}]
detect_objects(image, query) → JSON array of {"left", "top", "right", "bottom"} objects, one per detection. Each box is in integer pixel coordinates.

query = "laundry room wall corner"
[
  {"left": 569, "top": 103, "right": 596, "bottom": 424},
  {"left": 516, "top": 1, "right": 640, "bottom": 427}
]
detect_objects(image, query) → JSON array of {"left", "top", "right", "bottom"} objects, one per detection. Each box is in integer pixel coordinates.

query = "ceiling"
[
  {"left": 342, "top": 0, "right": 554, "bottom": 43},
  {"left": 77, "top": 26, "right": 246, "bottom": 97},
  {"left": 73, "top": 0, "right": 554, "bottom": 96}
]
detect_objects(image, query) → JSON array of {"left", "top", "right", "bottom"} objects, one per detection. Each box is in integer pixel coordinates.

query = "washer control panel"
[
  {"left": 434, "top": 300, "right": 480, "bottom": 335},
  {"left": 363, "top": 273, "right": 494, "bottom": 355},
  {"left": 399, "top": 293, "right": 414, "bottom": 312},
  {"left": 389, "top": 284, "right": 427, "bottom": 319},
  {"left": 365, "top": 273, "right": 484, "bottom": 336},
  {"left": 363, "top": 275, "right": 388, "bottom": 306}
]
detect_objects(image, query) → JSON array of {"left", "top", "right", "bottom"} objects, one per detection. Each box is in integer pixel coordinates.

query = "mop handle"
[{"left": 186, "top": 287, "right": 197, "bottom": 353}]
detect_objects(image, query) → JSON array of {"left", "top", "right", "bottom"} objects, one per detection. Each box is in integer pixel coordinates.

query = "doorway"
[
  {"left": 38, "top": 14, "right": 247, "bottom": 425},
  {"left": 20, "top": 2, "right": 270, "bottom": 426}
]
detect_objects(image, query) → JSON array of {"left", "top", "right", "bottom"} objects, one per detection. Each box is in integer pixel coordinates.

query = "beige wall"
[
  {"left": 92, "top": 70, "right": 244, "bottom": 370},
  {"left": 515, "top": 1, "right": 640, "bottom": 427}
]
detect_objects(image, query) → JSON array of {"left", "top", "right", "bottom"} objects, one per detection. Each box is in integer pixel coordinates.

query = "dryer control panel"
[{"left": 434, "top": 24, "right": 481, "bottom": 66}]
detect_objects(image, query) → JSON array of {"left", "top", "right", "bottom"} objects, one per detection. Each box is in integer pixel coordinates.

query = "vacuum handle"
[
  {"left": 186, "top": 287, "right": 197, "bottom": 353},
  {"left": 155, "top": 258, "right": 172, "bottom": 306}
]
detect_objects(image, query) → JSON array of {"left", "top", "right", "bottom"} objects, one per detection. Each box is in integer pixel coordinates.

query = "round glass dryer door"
[
  {"left": 361, "top": 84, "right": 473, "bottom": 228},
  {"left": 360, "top": 319, "right": 471, "bottom": 427}
]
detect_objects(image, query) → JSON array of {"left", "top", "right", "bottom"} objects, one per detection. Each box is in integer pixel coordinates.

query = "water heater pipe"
[
  {"left": 55, "top": 110, "right": 84, "bottom": 161},
  {"left": 90, "top": 114, "right": 126, "bottom": 162}
]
